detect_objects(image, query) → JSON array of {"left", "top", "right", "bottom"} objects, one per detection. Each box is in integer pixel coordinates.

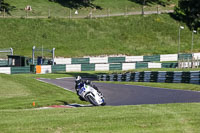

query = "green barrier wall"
[
  {"left": 143, "top": 55, "right": 160, "bottom": 62},
  {"left": 81, "top": 64, "right": 95, "bottom": 71},
  {"left": 0, "top": 60, "right": 8, "bottom": 66},
  {"left": 52, "top": 65, "right": 66, "bottom": 73},
  {"left": 108, "top": 57, "right": 125, "bottom": 63},
  {"left": 178, "top": 54, "right": 192, "bottom": 60},
  {"left": 109, "top": 64, "right": 122, "bottom": 70},
  {"left": 136, "top": 63, "right": 148, "bottom": 69},
  {"left": 72, "top": 58, "right": 90, "bottom": 64},
  {"left": 11, "top": 67, "right": 31, "bottom": 74},
  {"left": 162, "top": 63, "right": 178, "bottom": 68}
]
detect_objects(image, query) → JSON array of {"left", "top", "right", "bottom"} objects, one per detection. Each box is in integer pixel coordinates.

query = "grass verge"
[
  {"left": 0, "top": 103, "right": 200, "bottom": 133},
  {"left": 0, "top": 74, "right": 86, "bottom": 109}
]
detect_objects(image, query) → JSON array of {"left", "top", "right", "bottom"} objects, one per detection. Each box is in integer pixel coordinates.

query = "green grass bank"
[
  {"left": 0, "top": 14, "right": 199, "bottom": 58},
  {"left": 0, "top": 74, "right": 86, "bottom": 109},
  {"left": 0, "top": 103, "right": 200, "bottom": 133}
]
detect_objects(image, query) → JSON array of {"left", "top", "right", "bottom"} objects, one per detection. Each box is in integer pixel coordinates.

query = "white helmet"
[{"left": 76, "top": 76, "right": 81, "bottom": 81}]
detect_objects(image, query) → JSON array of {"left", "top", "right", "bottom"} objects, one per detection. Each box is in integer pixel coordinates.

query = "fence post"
[
  {"left": 3, "top": 8, "right": 5, "bottom": 18},
  {"left": 157, "top": 5, "right": 159, "bottom": 14},
  {"left": 181, "top": 59, "right": 183, "bottom": 69},
  {"left": 107, "top": 8, "right": 110, "bottom": 17},
  {"left": 89, "top": 9, "right": 93, "bottom": 19},
  {"left": 10, "top": 48, "right": 13, "bottom": 55},
  {"left": 177, "top": 60, "right": 179, "bottom": 69},
  {"left": 180, "top": 59, "right": 182, "bottom": 68},
  {"left": 141, "top": 5, "right": 144, "bottom": 15},
  {"left": 187, "top": 58, "right": 190, "bottom": 68},
  {"left": 192, "top": 56, "right": 194, "bottom": 68},
  {"left": 125, "top": 6, "right": 127, "bottom": 16},
  {"left": 26, "top": 10, "right": 28, "bottom": 18},
  {"left": 52, "top": 48, "right": 55, "bottom": 66},
  {"left": 32, "top": 46, "right": 35, "bottom": 65},
  {"left": 69, "top": 9, "right": 71, "bottom": 19},
  {"left": 48, "top": 8, "right": 51, "bottom": 18}
]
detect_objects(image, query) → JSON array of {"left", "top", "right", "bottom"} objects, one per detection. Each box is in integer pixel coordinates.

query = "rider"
[
  {"left": 75, "top": 76, "right": 84, "bottom": 94},
  {"left": 75, "top": 76, "right": 100, "bottom": 94}
]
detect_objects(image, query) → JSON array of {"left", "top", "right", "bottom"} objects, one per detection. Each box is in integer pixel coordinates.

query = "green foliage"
[
  {"left": 174, "top": 0, "right": 200, "bottom": 30},
  {"left": 130, "top": 0, "right": 175, "bottom": 6},
  {"left": 0, "top": 0, "right": 15, "bottom": 14}
]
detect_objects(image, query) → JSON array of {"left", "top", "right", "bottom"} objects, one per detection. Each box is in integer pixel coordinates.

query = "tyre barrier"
[{"left": 98, "top": 71, "right": 200, "bottom": 84}]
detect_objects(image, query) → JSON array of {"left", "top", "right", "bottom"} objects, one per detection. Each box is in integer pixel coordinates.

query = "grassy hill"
[
  {"left": 0, "top": 14, "right": 199, "bottom": 58},
  {"left": 1, "top": 0, "right": 195, "bottom": 58}
]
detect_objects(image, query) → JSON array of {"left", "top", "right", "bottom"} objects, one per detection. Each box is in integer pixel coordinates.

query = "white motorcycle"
[{"left": 78, "top": 83, "right": 106, "bottom": 106}]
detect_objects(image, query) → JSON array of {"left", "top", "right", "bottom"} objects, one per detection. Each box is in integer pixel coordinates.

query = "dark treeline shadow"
[
  {"left": 129, "top": 0, "right": 171, "bottom": 7},
  {"left": 170, "top": 11, "right": 199, "bottom": 30},
  {"left": 169, "top": 0, "right": 200, "bottom": 30},
  {"left": 49, "top": 0, "right": 102, "bottom": 10},
  {"left": 0, "top": 0, "right": 16, "bottom": 15}
]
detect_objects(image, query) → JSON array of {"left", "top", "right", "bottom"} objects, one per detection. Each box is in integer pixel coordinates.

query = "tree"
[
  {"left": 48, "top": 0, "right": 101, "bottom": 9},
  {"left": 129, "top": 0, "right": 171, "bottom": 6},
  {"left": 174, "top": 0, "right": 200, "bottom": 30},
  {"left": 0, "top": 0, "right": 2, "bottom": 10}
]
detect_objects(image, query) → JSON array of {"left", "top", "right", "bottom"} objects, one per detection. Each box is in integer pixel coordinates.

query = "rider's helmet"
[
  {"left": 75, "top": 76, "right": 82, "bottom": 84},
  {"left": 85, "top": 80, "right": 91, "bottom": 85}
]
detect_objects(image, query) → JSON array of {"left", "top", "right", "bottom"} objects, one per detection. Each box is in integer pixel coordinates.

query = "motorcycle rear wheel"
[{"left": 101, "top": 102, "right": 106, "bottom": 106}]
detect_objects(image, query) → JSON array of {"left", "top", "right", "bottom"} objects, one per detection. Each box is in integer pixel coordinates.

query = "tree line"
[{"left": 174, "top": 0, "right": 200, "bottom": 30}]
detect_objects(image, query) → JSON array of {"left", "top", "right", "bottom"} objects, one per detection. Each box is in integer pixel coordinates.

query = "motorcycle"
[{"left": 78, "top": 83, "right": 106, "bottom": 106}]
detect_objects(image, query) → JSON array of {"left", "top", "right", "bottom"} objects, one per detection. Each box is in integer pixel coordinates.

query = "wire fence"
[
  {"left": 178, "top": 57, "right": 200, "bottom": 69},
  {"left": 0, "top": 6, "right": 174, "bottom": 19}
]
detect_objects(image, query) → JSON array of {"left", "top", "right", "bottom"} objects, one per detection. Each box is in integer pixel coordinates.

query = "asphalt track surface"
[{"left": 39, "top": 77, "right": 200, "bottom": 106}]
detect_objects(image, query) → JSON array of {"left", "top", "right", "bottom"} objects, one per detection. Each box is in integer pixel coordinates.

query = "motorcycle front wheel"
[{"left": 86, "top": 94, "right": 99, "bottom": 106}]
